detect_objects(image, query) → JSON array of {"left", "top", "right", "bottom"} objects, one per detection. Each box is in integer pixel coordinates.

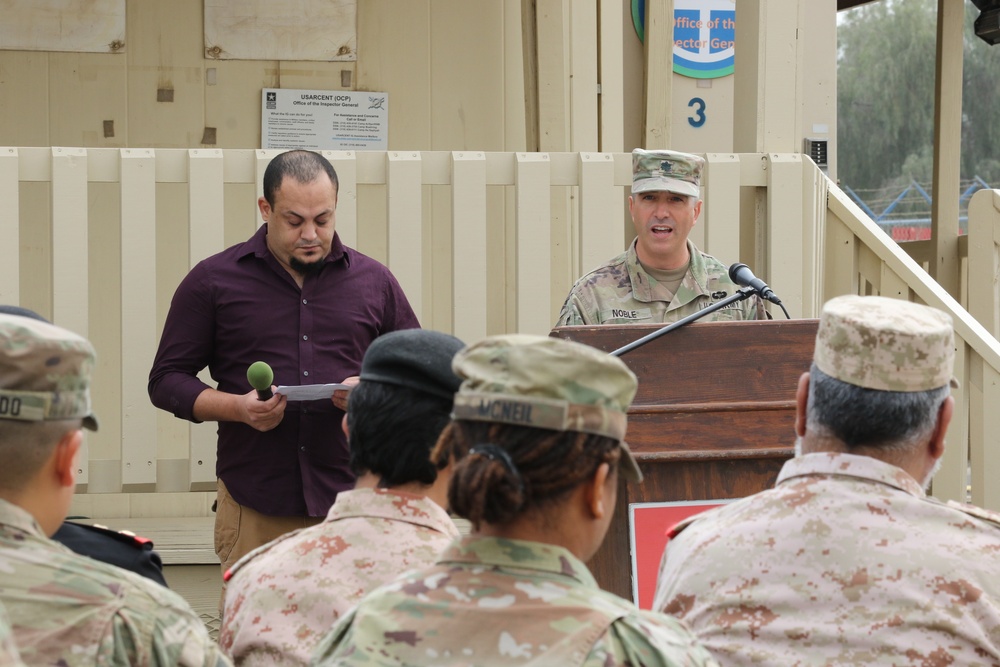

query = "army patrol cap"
[
  {"left": 631, "top": 148, "right": 704, "bottom": 198},
  {"left": 451, "top": 334, "right": 643, "bottom": 482},
  {"left": 0, "top": 313, "right": 98, "bottom": 430},
  {"left": 359, "top": 329, "right": 465, "bottom": 400},
  {"left": 814, "top": 295, "right": 956, "bottom": 393}
]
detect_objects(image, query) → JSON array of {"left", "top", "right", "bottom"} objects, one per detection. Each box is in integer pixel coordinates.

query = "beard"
[{"left": 289, "top": 256, "right": 325, "bottom": 276}]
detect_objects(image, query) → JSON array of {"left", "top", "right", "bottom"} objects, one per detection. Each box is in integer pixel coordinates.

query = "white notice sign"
[{"left": 262, "top": 88, "right": 388, "bottom": 150}]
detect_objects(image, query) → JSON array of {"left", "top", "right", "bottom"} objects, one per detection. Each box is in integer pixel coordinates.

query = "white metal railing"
[{"left": 1, "top": 148, "right": 996, "bottom": 517}]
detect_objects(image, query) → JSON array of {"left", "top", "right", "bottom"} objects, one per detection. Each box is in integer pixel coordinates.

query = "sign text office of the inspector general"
[
  {"left": 262, "top": 89, "right": 389, "bottom": 151},
  {"left": 632, "top": 0, "right": 736, "bottom": 79}
]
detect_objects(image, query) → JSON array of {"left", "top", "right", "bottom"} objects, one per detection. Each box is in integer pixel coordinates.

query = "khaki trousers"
[{"left": 215, "top": 478, "right": 323, "bottom": 609}]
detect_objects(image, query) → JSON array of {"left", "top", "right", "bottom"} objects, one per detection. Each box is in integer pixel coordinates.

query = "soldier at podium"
[
  {"left": 653, "top": 295, "right": 1000, "bottom": 666},
  {"left": 556, "top": 148, "right": 766, "bottom": 326}
]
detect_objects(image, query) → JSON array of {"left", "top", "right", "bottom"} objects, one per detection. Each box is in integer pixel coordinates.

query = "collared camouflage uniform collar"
[
  {"left": 625, "top": 238, "right": 714, "bottom": 312},
  {"left": 778, "top": 451, "right": 925, "bottom": 497},
  {"left": 0, "top": 498, "right": 48, "bottom": 541},
  {"left": 439, "top": 535, "right": 598, "bottom": 589},
  {"left": 325, "top": 487, "right": 460, "bottom": 539}
]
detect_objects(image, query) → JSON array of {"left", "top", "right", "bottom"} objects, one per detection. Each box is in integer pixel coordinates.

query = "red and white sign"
[{"left": 628, "top": 499, "right": 732, "bottom": 609}]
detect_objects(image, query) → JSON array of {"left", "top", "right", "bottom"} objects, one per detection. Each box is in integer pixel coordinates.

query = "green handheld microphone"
[{"left": 247, "top": 361, "right": 274, "bottom": 400}]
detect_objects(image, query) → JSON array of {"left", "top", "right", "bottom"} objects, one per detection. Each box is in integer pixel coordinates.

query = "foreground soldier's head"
[
  {"left": 797, "top": 294, "right": 957, "bottom": 487},
  {"left": 435, "top": 333, "right": 641, "bottom": 560},
  {"left": 0, "top": 314, "right": 97, "bottom": 535},
  {"left": 346, "top": 327, "right": 466, "bottom": 503}
]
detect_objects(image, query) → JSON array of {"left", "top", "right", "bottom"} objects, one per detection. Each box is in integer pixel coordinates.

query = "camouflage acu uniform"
[
  {"left": 555, "top": 239, "right": 765, "bottom": 326},
  {"left": 220, "top": 488, "right": 459, "bottom": 666},
  {"left": 0, "top": 604, "right": 24, "bottom": 667},
  {"left": 653, "top": 452, "right": 1000, "bottom": 666},
  {"left": 313, "top": 535, "right": 716, "bottom": 666},
  {"left": 0, "top": 499, "right": 229, "bottom": 667}
]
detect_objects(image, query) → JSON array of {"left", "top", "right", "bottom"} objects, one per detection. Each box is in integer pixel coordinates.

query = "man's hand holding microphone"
[
  {"left": 246, "top": 361, "right": 359, "bottom": 427},
  {"left": 244, "top": 361, "right": 287, "bottom": 432}
]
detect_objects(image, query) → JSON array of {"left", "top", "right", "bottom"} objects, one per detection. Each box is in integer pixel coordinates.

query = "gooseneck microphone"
[
  {"left": 728, "top": 263, "right": 782, "bottom": 305},
  {"left": 247, "top": 361, "right": 275, "bottom": 401}
]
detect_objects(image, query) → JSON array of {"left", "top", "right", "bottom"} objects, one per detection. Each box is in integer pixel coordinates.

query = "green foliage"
[{"left": 837, "top": 0, "right": 1000, "bottom": 192}]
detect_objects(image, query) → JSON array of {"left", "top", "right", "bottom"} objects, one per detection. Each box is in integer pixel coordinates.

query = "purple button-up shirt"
[{"left": 148, "top": 225, "right": 420, "bottom": 516}]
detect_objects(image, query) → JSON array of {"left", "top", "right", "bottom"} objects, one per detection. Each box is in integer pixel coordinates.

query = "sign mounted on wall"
[
  {"left": 206, "top": 0, "right": 357, "bottom": 61},
  {"left": 261, "top": 88, "right": 388, "bottom": 151},
  {"left": 632, "top": 0, "right": 736, "bottom": 79},
  {"left": 0, "top": 0, "right": 125, "bottom": 54}
]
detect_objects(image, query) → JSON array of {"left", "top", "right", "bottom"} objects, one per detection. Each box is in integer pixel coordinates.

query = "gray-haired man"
[{"left": 654, "top": 295, "right": 1000, "bottom": 666}]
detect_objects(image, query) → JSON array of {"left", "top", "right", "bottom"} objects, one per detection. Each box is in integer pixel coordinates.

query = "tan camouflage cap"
[
  {"left": 450, "top": 334, "right": 642, "bottom": 481},
  {"left": 631, "top": 148, "right": 704, "bottom": 197},
  {"left": 814, "top": 295, "right": 956, "bottom": 392},
  {"left": 0, "top": 314, "right": 98, "bottom": 430}
]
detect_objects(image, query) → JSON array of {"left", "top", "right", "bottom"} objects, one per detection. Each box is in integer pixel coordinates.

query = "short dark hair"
[
  {"left": 432, "top": 421, "right": 621, "bottom": 529},
  {"left": 346, "top": 381, "right": 454, "bottom": 486},
  {"left": 262, "top": 150, "right": 339, "bottom": 207},
  {"left": 807, "top": 364, "right": 949, "bottom": 450}
]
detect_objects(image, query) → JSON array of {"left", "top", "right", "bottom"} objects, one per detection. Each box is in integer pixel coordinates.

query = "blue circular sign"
[{"left": 632, "top": 0, "right": 735, "bottom": 80}]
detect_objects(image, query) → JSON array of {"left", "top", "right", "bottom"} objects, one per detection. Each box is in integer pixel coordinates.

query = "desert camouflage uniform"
[
  {"left": 0, "top": 499, "right": 230, "bottom": 667},
  {"left": 653, "top": 452, "right": 1000, "bottom": 666},
  {"left": 313, "top": 535, "right": 717, "bottom": 666},
  {"left": 220, "top": 488, "right": 458, "bottom": 666},
  {"left": 555, "top": 239, "right": 765, "bottom": 326},
  {"left": 0, "top": 604, "right": 24, "bottom": 667}
]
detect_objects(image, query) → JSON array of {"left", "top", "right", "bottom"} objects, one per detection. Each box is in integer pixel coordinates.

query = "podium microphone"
[
  {"left": 247, "top": 361, "right": 274, "bottom": 401},
  {"left": 728, "top": 263, "right": 782, "bottom": 305}
]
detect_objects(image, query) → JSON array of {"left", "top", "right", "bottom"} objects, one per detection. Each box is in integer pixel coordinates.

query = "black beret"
[
  {"left": 0, "top": 305, "right": 48, "bottom": 321},
  {"left": 360, "top": 329, "right": 465, "bottom": 400}
]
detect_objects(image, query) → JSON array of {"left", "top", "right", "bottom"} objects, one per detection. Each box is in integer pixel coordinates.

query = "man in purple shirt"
[{"left": 148, "top": 149, "right": 420, "bottom": 580}]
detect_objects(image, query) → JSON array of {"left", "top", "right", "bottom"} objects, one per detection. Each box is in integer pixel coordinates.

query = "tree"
[{"left": 837, "top": 0, "right": 1000, "bottom": 192}]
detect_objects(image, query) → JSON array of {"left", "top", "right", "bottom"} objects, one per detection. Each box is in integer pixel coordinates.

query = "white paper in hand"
[{"left": 275, "top": 383, "right": 352, "bottom": 401}]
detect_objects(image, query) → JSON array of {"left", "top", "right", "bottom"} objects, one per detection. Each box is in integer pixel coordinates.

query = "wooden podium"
[{"left": 551, "top": 318, "right": 819, "bottom": 600}]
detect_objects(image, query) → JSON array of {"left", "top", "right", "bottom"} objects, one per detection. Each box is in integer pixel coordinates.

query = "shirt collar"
[
  {"left": 326, "top": 487, "right": 459, "bottom": 538},
  {"left": 626, "top": 239, "right": 710, "bottom": 306},
  {"left": 439, "top": 535, "right": 597, "bottom": 588},
  {"left": 777, "top": 452, "right": 926, "bottom": 497},
  {"left": 0, "top": 498, "right": 48, "bottom": 540}
]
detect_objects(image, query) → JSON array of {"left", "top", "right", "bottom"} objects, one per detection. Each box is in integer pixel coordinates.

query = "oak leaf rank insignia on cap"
[{"left": 631, "top": 148, "right": 704, "bottom": 198}]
